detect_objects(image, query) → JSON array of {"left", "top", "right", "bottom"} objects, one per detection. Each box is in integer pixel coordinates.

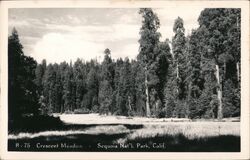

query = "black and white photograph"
[{"left": 0, "top": 0, "right": 249, "bottom": 159}]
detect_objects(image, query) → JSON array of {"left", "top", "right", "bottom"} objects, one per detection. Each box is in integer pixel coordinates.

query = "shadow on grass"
[
  {"left": 125, "top": 134, "right": 240, "bottom": 152},
  {"left": 9, "top": 115, "right": 64, "bottom": 134},
  {"left": 8, "top": 115, "right": 144, "bottom": 134}
]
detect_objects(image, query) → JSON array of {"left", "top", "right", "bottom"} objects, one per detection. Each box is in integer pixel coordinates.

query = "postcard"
[{"left": 0, "top": 0, "right": 249, "bottom": 159}]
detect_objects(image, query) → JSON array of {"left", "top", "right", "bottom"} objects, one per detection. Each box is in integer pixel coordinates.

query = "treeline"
[{"left": 8, "top": 8, "right": 240, "bottom": 121}]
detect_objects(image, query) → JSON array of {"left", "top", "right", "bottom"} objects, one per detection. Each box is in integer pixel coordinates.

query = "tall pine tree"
[{"left": 138, "top": 8, "right": 161, "bottom": 117}]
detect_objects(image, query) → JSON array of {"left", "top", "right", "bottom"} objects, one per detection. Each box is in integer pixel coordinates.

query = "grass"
[
  {"left": 116, "top": 122, "right": 240, "bottom": 143},
  {"left": 8, "top": 114, "right": 240, "bottom": 152},
  {"left": 8, "top": 131, "right": 240, "bottom": 152}
]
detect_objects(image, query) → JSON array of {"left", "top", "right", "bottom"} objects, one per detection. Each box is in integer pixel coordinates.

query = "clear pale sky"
[{"left": 8, "top": 7, "right": 204, "bottom": 64}]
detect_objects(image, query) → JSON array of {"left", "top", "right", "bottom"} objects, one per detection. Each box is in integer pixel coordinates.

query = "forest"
[{"left": 8, "top": 8, "right": 241, "bottom": 124}]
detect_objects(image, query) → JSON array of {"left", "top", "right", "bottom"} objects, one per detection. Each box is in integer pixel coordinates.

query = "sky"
[{"left": 8, "top": 7, "right": 204, "bottom": 64}]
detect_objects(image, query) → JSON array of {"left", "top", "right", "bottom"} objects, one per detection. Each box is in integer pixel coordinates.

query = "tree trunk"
[
  {"left": 236, "top": 16, "right": 239, "bottom": 27},
  {"left": 61, "top": 104, "right": 63, "bottom": 113},
  {"left": 224, "top": 62, "right": 226, "bottom": 78},
  {"left": 145, "top": 67, "right": 151, "bottom": 117},
  {"left": 176, "top": 63, "right": 179, "bottom": 94},
  {"left": 223, "top": 62, "right": 226, "bottom": 89},
  {"left": 186, "top": 82, "right": 192, "bottom": 118},
  {"left": 176, "top": 63, "right": 179, "bottom": 79},
  {"left": 215, "top": 64, "right": 223, "bottom": 119},
  {"left": 237, "top": 62, "right": 240, "bottom": 85},
  {"left": 128, "top": 96, "right": 132, "bottom": 111}
]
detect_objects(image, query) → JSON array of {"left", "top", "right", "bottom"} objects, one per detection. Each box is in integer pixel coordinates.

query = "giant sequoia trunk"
[
  {"left": 145, "top": 67, "right": 151, "bottom": 117},
  {"left": 215, "top": 64, "right": 223, "bottom": 119}
]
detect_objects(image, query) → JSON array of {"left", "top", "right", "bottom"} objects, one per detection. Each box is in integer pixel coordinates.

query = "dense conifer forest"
[{"left": 8, "top": 8, "right": 241, "bottom": 123}]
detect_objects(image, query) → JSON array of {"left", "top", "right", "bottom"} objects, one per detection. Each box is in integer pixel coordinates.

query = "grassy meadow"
[{"left": 8, "top": 114, "right": 240, "bottom": 152}]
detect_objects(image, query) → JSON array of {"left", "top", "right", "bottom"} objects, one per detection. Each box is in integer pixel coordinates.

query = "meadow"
[{"left": 8, "top": 114, "right": 240, "bottom": 152}]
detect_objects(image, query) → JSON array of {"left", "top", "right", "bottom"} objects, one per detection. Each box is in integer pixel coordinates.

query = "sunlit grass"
[
  {"left": 9, "top": 125, "right": 130, "bottom": 140},
  {"left": 117, "top": 122, "right": 240, "bottom": 143}
]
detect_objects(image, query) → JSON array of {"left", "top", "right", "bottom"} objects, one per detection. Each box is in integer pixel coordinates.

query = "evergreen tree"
[
  {"left": 185, "top": 29, "right": 204, "bottom": 118},
  {"left": 8, "top": 28, "right": 38, "bottom": 122},
  {"left": 198, "top": 8, "right": 241, "bottom": 119},
  {"left": 119, "top": 58, "right": 134, "bottom": 116},
  {"left": 138, "top": 8, "right": 161, "bottom": 117},
  {"left": 42, "top": 64, "right": 56, "bottom": 114},
  {"left": 35, "top": 59, "right": 46, "bottom": 95},
  {"left": 171, "top": 17, "right": 188, "bottom": 118},
  {"left": 73, "top": 59, "right": 86, "bottom": 109},
  {"left": 113, "top": 58, "right": 124, "bottom": 115},
  {"left": 134, "top": 61, "right": 146, "bottom": 116},
  {"left": 86, "top": 62, "right": 99, "bottom": 110},
  {"left": 153, "top": 39, "right": 172, "bottom": 117},
  {"left": 59, "top": 61, "right": 68, "bottom": 113},
  {"left": 98, "top": 48, "right": 114, "bottom": 115},
  {"left": 64, "top": 62, "right": 74, "bottom": 112}
]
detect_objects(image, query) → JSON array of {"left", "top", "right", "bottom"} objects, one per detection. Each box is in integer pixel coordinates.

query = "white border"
[{"left": 0, "top": 1, "right": 249, "bottom": 160}]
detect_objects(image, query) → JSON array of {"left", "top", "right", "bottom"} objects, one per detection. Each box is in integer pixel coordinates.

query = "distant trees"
[
  {"left": 85, "top": 60, "right": 99, "bottom": 110},
  {"left": 8, "top": 8, "right": 240, "bottom": 119}
]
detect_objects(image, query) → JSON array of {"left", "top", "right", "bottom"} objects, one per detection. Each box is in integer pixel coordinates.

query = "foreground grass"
[
  {"left": 116, "top": 122, "right": 240, "bottom": 144},
  {"left": 8, "top": 114, "right": 240, "bottom": 152},
  {"left": 8, "top": 122, "right": 240, "bottom": 152}
]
